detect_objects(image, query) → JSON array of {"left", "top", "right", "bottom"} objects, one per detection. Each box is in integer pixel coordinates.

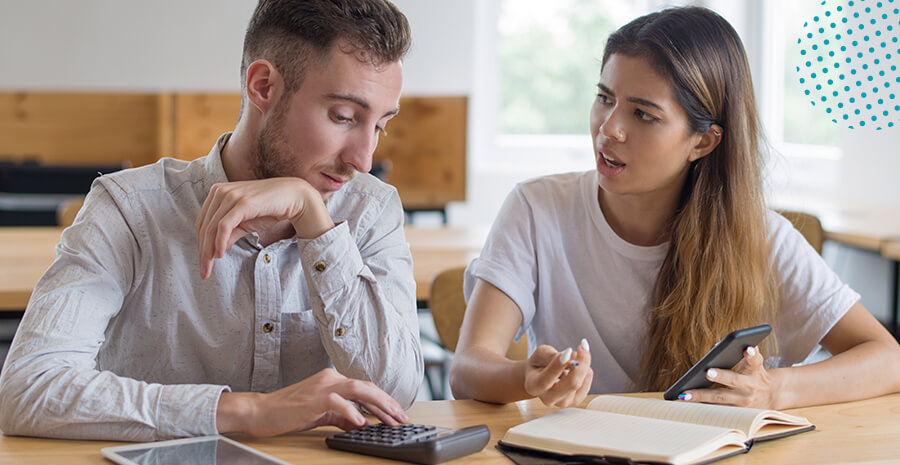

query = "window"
[
  {"left": 470, "top": 0, "right": 656, "bottom": 174},
  {"left": 758, "top": 0, "right": 842, "bottom": 199},
  {"left": 780, "top": 1, "right": 841, "bottom": 146},
  {"left": 497, "top": 0, "right": 629, "bottom": 136}
]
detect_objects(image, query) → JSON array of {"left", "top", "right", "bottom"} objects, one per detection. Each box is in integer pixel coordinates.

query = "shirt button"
[
  {"left": 263, "top": 322, "right": 275, "bottom": 333},
  {"left": 262, "top": 254, "right": 271, "bottom": 264},
  {"left": 314, "top": 260, "right": 326, "bottom": 272},
  {"left": 335, "top": 328, "right": 345, "bottom": 337}
]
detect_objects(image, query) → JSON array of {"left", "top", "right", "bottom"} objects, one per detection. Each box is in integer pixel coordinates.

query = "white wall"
[
  {"left": 0, "top": 1, "right": 254, "bottom": 91},
  {"left": 0, "top": 0, "right": 475, "bottom": 95}
]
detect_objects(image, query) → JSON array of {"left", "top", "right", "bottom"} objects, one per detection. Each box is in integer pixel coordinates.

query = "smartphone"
[{"left": 663, "top": 324, "right": 772, "bottom": 401}]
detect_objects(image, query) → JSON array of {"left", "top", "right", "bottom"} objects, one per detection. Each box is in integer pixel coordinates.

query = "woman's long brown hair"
[{"left": 601, "top": 7, "right": 778, "bottom": 391}]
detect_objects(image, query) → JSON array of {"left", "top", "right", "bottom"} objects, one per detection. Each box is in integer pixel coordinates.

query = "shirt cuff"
[
  {"left": 157, "top": 384, "right": 231, "bottom": 438},
  {"left": 297, "top": 221, "right": 364, "bottom": 297}
]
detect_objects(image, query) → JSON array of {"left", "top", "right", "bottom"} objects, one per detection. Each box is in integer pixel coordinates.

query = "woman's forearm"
[
  {"left": 772, "top": 339, "right": 900, "bottom": 410},
  {"left": 449, "top": 346, "right": 530, "bottom": 403}
]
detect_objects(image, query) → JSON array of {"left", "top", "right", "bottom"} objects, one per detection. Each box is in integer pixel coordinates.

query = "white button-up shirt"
[{"left": 0, "top": 133, "right": 422, "bottom": 440}]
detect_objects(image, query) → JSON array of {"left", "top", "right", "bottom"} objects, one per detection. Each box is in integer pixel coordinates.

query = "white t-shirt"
[{"left": 464, "top": 170, "right": 860, "bottom": 394}]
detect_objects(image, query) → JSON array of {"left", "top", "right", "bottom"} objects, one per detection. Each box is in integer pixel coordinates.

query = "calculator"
[{"left": 325, "top": 423, "right": 491, "bottom": 465}]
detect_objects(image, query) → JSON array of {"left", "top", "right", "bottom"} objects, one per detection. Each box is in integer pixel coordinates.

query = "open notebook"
[{"left": 499, "top": 395, "right": 814, "bottom": 465}]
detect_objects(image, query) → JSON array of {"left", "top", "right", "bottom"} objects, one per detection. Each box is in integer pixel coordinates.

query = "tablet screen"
[{"left": 106, "top": 437, "right": 285, "bottom": 465}]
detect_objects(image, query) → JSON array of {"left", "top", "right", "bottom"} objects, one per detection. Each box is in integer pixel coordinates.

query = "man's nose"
[{"left": 342, "top": 130, "right": 377, "bottom": 173}]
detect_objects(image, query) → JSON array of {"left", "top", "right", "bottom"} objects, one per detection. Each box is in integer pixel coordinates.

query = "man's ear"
[
  {"left": 245, "top": 59, "right": 283, "bottom": 116},
  {"left": 688, "top": 123, "right": 723, "bottom": 162}
]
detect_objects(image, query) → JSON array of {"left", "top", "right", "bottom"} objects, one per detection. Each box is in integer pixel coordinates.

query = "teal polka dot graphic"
[{"left": 797, "top": 0, "right": 900, "bottom": 130}]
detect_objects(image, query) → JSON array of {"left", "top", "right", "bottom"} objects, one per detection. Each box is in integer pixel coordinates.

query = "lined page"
[
  {"left": 587, "top": 396, "right": 765, "bottom": 434},
  {"left": 504, "top": 408, "right": 746, "bottom": 464}
]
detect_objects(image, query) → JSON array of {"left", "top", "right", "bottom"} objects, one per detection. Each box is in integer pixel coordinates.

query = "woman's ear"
[
  {"left": 244, "top": 59, "right": 283, "bottom": 116},
  {"left": 688, "top": 123, "right": 723, "bottom": 162}
]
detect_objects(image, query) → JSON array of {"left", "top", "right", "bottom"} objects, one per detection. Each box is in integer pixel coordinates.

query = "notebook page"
[
  {"left": 504, "top": 408, "right": 746, "bottom": 464},
  {"left": 587, "top": 395, "right": 764, "bottom": 434}
]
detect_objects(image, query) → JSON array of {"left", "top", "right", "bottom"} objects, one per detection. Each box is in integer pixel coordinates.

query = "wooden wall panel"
[
  {"left": 172, "top": 93, "right": 241, "bottom": 160},
  {"left": 374, "top": 96, "right": 467, "bottom": 209},
  {"left": 1, "top": 92, "right": 467, "bottom": 210},
  {"left": 0, "top": 92, "right": 163, "bottom": 167}
]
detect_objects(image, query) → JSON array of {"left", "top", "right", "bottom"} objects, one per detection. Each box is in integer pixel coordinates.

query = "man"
[{"left": 0, "top": 0, "right": 422, "bottom": 440}]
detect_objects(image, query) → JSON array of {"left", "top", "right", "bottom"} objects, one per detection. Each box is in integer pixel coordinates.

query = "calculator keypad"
[{"left": 332, "top": 424, "right": 445, "bottom": 446}]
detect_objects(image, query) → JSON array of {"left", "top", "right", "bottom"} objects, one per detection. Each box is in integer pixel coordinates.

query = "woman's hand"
[
  {"left": 524, "top": 340, "right": 593, "bottom": 408},
  {"left": 678, "top": 346, "right": 779, "bottom": 409}
]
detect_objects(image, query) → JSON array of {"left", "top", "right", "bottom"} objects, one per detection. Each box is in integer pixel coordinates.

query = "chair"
[
  {"left": 423, "top": 266, "right": 528, "bottom": 400},
  {"left": 429, "top": 266, "right": 529, "bottom": 359},
  {"left": 776, "top": 210, "right": 825, "bottom": 255},
  {"left": 56, "top": 196, "right": 85, "bottom": 228}
]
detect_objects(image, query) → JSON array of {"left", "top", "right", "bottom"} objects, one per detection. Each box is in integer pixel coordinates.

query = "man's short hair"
[{"left": 241, "top": 0, "right": 411, "bottom": 102}]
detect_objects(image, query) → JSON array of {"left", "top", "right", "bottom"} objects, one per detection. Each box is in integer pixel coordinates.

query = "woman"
[{"left": 449, "top": 6, "right": 900, "bottom": 410}]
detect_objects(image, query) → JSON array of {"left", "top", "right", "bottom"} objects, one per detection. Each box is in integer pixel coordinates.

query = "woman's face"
[{"left": 590, "top": 54, "right": 708, "bottom": 203}]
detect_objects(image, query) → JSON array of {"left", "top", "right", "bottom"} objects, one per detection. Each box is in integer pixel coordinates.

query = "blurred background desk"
[
  {"left": 773, "top": 198, "right": 900, "bottom": 337},
  {"left": 0, "top": 225, "right": 487, "bottom": 312},
  {"left": 0, "top": 227, "right": 62, "bottom": 312}
]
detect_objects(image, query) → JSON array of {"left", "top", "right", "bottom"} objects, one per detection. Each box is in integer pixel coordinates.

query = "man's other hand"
[{"left": 216, "top": 368, "right": 409, "bottom": 437}]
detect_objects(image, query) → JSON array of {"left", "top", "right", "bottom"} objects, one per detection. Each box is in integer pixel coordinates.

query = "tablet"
[{"left": 101, "top": 435, "right": 292, "bottom": 465}]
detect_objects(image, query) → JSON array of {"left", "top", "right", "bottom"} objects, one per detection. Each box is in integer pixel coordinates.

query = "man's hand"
[
  {"left": 216, "top": 368, "right": 409, "bottom": 437},
  {"left": 195, "top": 178, "right": 335, "bottom": 279},
  {"left": 524, "top": 340, "right": 593, "bottom": 408}
]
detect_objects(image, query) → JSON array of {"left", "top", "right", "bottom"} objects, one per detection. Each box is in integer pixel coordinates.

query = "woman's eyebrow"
[{"left": 598, "top": 83, "right": 664, "bottom": 111}]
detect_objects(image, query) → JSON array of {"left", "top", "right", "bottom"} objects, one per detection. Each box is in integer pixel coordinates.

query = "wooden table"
[
  {"left": 0, "top": 225, "right": 487, "bottom": 311},
  {"left": 1, "top": 393, "right": 899, "bottom": 464}
]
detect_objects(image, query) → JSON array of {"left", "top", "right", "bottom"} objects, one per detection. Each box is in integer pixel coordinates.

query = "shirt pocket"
[{"left": 279, "top": 307, "right": 330, "bottom": 386}]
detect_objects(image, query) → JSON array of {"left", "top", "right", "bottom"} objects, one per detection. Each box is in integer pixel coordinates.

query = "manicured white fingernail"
[
  {"left": 580, "top": 338, "right": 590, "bottom": 352},
  {"left": 559, "top": 348, "right": 573, "bottom": 364},
  {"left": 707, "top": 368, "right": 718, "bottom": 379},
  {"left": 678, "top": 392, "right": 693, "bottom": 401},
  {"left": 746, "top": 346, "right": 756, "bottom": 357}
]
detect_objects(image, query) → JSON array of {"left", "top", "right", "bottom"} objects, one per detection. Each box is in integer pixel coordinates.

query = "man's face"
[{"left": 254, "top": 45, "right": 403, "bottom": 201}]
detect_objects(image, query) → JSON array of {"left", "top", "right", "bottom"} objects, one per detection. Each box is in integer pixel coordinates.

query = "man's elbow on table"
[{"left": 0, "top": 373, "right": 39, "bottom": 436}]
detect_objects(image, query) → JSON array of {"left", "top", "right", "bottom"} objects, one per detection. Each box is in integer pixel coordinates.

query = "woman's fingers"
[{"left": 526, "top": 348, "right": 575, "bottom": 397}]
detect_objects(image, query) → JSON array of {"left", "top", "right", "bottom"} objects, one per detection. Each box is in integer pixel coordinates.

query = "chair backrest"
[
  {"left": 777, "top": 210, "right": 825, "bottom": 255},
  {"left": 429, "top": 266, "right": 529, "bottom": 360}
]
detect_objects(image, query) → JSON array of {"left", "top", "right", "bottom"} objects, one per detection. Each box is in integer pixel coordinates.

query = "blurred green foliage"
[{"left": 499, "top": 0, "right": 619, "bottom": 135}]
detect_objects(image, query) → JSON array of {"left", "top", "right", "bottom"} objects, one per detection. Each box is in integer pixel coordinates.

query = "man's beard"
[
  {"left": 254, "top": 104, "right": 292, "bottom": 180},
  {"left": 254, "top": 108, "right": 356, "bottom": 200}
]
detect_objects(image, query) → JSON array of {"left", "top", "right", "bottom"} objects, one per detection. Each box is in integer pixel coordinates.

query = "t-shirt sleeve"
[
  {"left": 769, "top": 212, "right": 860, "bottom": 366},
  {"left": 464, "top": 186, "right": 538, "bottom": 341}
]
